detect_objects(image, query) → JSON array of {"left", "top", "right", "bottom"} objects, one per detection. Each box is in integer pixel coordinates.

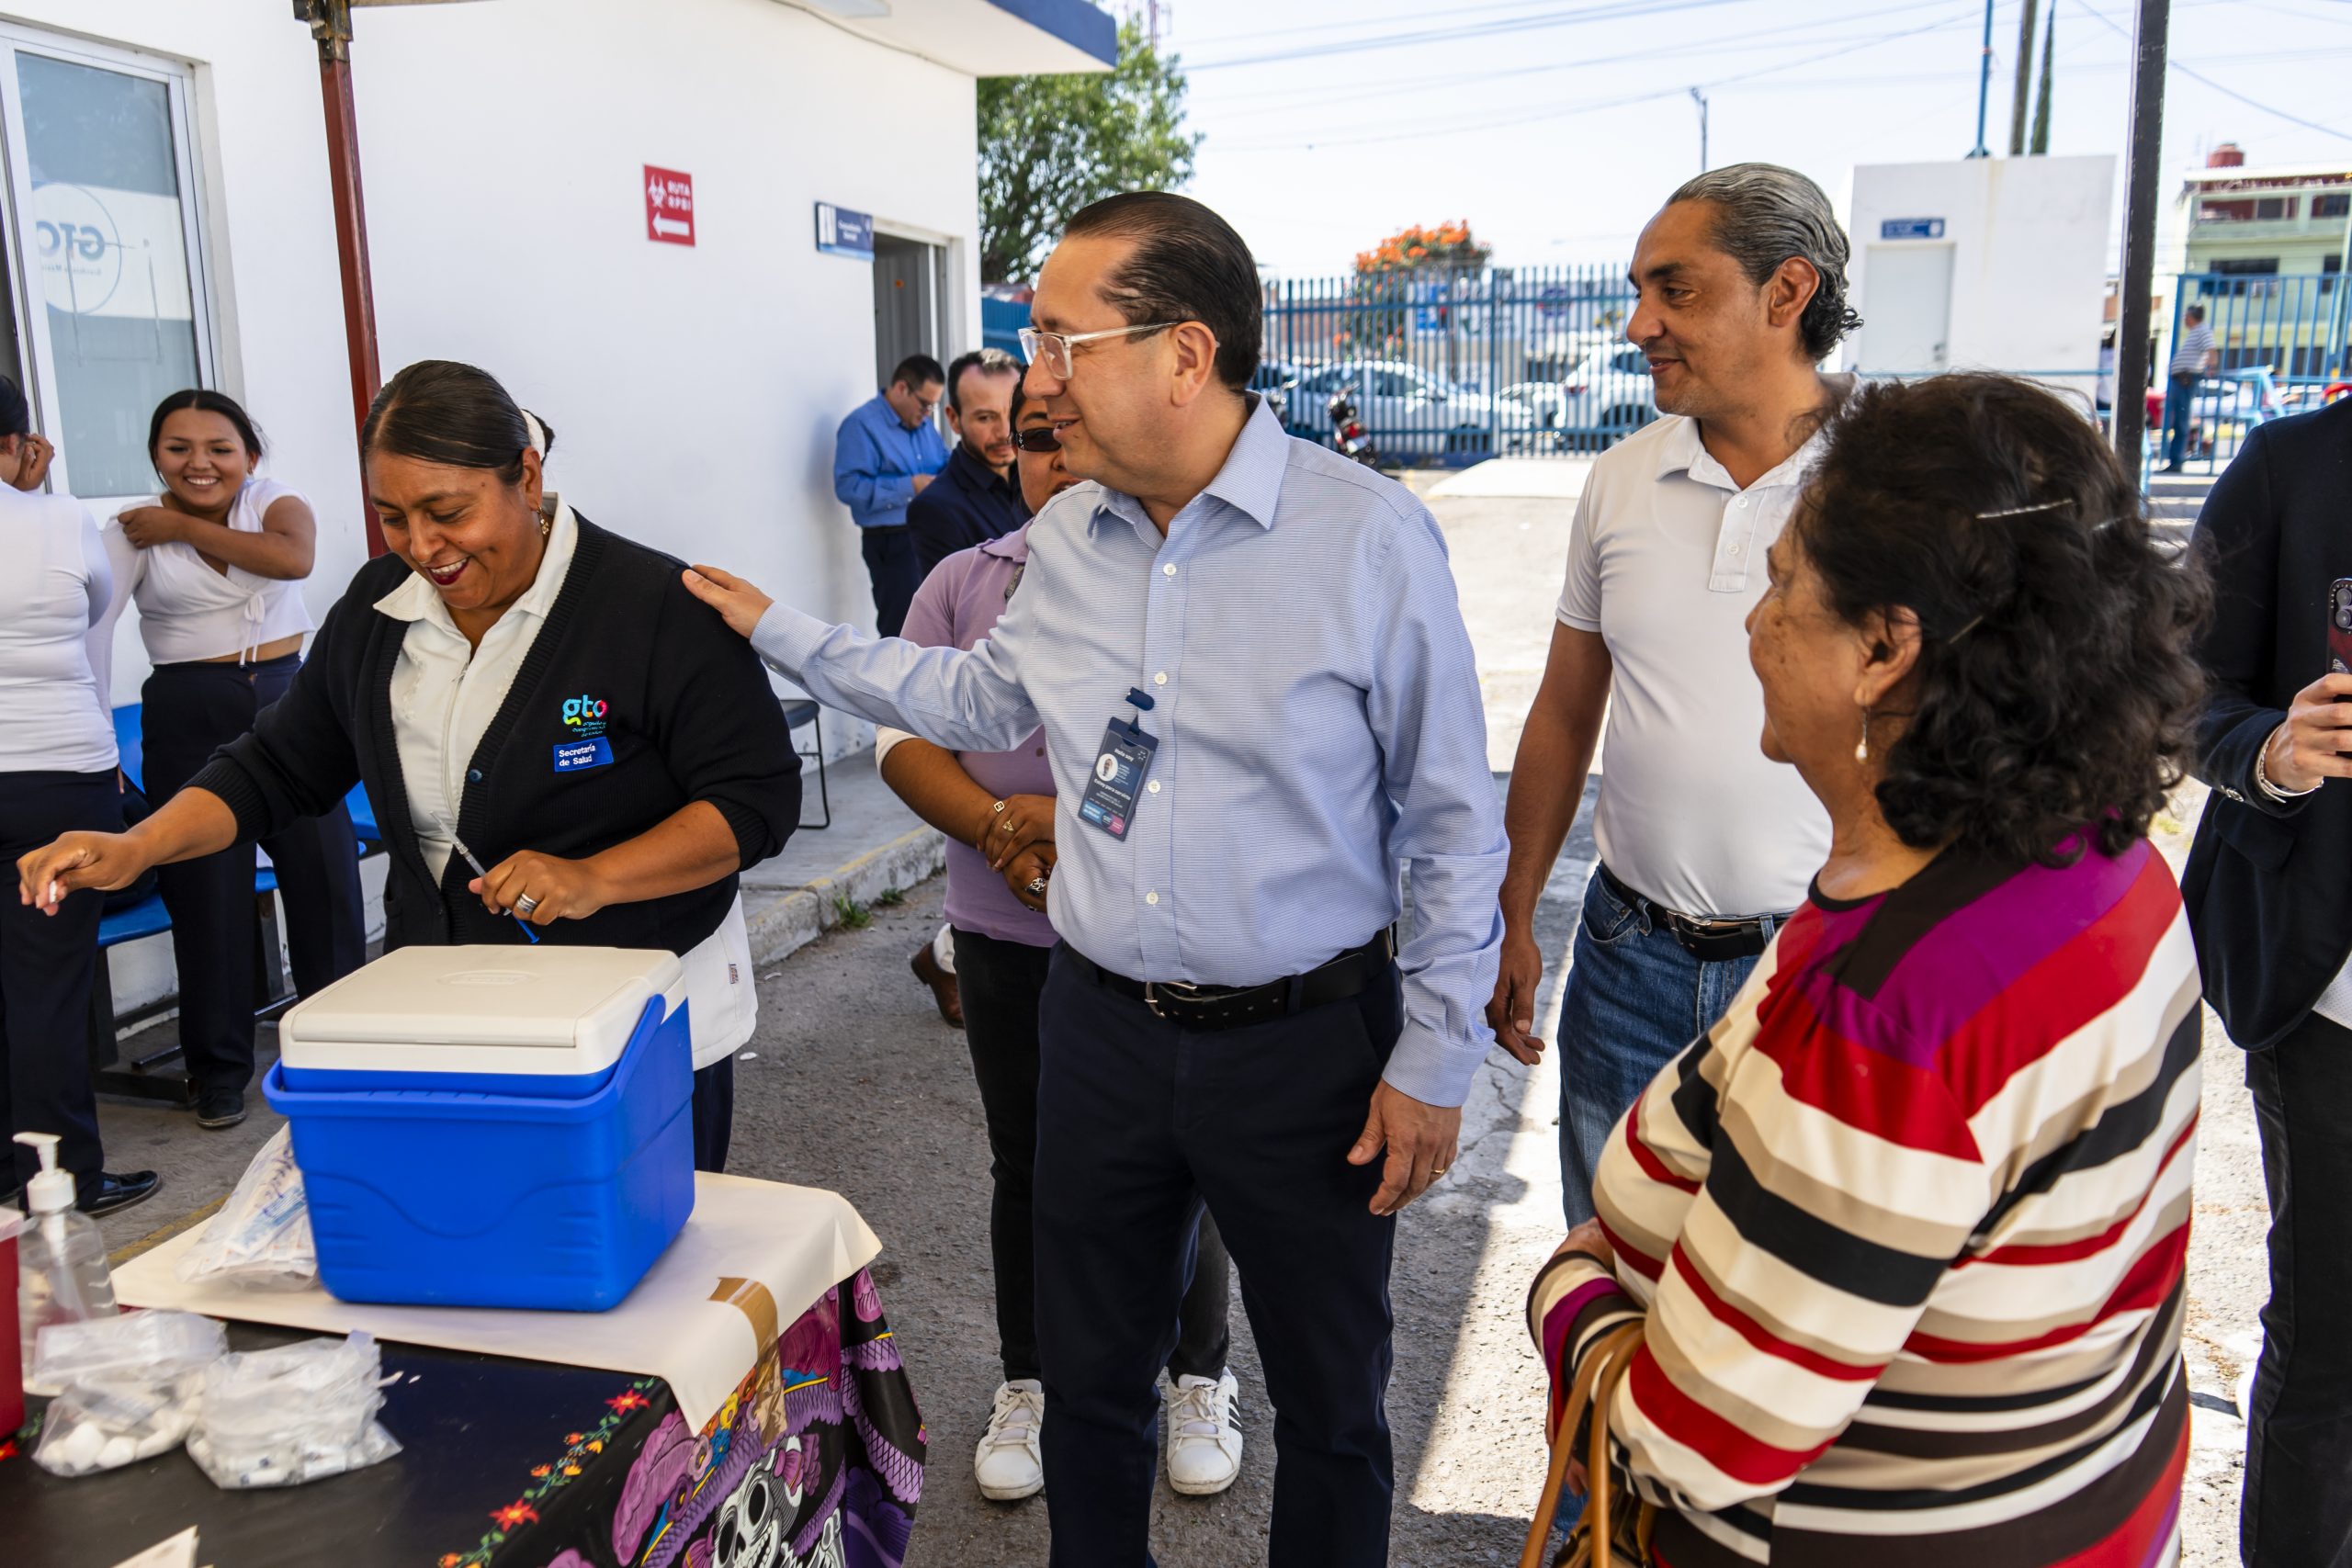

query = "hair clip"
[{"left": 1972, "top": 498, "right": 2074, "bottom": 521}]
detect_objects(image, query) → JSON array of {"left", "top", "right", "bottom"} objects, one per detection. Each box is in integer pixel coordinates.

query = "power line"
[
  {"left": 1190, "top": 0, "right": 1996, "bottom": 120},
  {"left": 1211, "top": 5, "right": 1984, "bottom": 151},
  {"left": 2069, "top": 0, "right": 2352, "bottom": 141},
  {"left": 1187, "top": 0, "right": 1781, "bottom": 72}
]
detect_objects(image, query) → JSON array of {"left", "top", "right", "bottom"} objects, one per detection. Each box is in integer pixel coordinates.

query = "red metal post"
[{"left": 306, "top": 1, "right": 389, "bottom": 556}]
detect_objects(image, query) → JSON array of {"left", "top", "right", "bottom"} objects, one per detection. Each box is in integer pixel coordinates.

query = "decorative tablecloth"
[{"left": 0, "top": 1269, "right": 926, "bottom": 1568}]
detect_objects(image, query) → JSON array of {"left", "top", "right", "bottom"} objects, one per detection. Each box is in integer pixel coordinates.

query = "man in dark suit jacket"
[
  {"left": 2182, "top": 393, "right": 2352, "bottom": 1568},
  {"left": 908, "top": 349, "right": 1028, "bottom": 575}
]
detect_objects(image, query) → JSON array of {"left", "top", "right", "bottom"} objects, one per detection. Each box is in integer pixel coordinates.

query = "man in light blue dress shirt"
[
  {"left": 832, "top": 355, "right": 949, "bottom": 636},
  {"left": 688, "top": 193, "right": 1506, "bottom": 1567}
]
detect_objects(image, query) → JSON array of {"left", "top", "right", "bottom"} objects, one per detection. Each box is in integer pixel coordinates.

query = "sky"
[{"left": 1143, "top": 0, "right": 2352, "bottom": 276}]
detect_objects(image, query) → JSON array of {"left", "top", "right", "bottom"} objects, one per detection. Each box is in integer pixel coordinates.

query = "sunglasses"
[{"left": 1012, "top": 425, "right": 1062, "bottom": 454}]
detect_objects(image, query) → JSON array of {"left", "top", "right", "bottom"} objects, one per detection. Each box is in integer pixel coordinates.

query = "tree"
[
  {"left": 977, "top": 20, "right": 1202, "bottom": 285},
  {"left": 1345, "top": 221, "right": 1493, "bottom": 355},
  {"left": 1353, "top": 220, "right": 1491, "bottom": 278}
]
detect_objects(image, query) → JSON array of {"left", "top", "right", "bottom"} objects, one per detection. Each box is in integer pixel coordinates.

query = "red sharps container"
[{"left": 0, "top": 1202, "right": 23, "bottom": 1438}]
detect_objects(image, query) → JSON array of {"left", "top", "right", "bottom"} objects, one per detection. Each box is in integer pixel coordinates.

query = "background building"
[
  {"left": 2162, "top": 142, "right": 2352, "bottom": 382},
  {"left": 6, "top": 0, "right": 1109, "bottom": 1008},
  {"left": 4, "top": 0, "right": 1111, "bottom": 729}
]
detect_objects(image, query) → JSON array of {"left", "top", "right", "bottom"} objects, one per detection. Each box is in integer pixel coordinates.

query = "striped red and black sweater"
[{"left": 1530, "top": 838, "right": 2199, "bottom": 1567}]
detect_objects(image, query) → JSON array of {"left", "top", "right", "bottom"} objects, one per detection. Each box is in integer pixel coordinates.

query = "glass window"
[
  {"left": 2315, "top": 193, "right": 2352, "bottom": 220},
  {"left": 17, "top": 48, "right": 204, "bottom": 498}
]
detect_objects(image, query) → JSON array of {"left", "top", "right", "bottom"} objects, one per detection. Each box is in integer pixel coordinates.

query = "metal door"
[{"left": 872, "top": 233, "right": 939, "bottom": 388}]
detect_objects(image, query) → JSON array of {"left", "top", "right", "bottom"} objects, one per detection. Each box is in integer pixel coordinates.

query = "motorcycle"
[{"left": 1327, "top": 385, "right": 1380, "bottom": 468}]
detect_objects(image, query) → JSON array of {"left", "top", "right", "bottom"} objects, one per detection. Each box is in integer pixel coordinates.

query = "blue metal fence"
[
  {"left": 1259, "top": 265, "right": 2351, "bottom": 473},
  {"left": 2156, "top": 270, "right": 2352, "bottom": 474},
  {"left": 1259, "top": 264, "right": 1656, "bottom": 465}
]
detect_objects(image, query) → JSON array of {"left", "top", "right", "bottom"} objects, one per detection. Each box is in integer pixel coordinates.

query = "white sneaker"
[
  {"left": 975, "top": 1378, "right": 1046, "bottom": 1501},
  {"left": 1163, "top": 1370, "right": 1244, "bottom": 1496}
]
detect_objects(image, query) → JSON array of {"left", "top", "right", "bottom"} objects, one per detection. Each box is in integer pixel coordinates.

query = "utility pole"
[
  {"left": 1968, "top": 0, "right": 1995, "bottom": 157},
  {"left": 2010, "top": 0, "right": 2041, "bottom": 155},
  {"left": 2030, "top": 5, "right": 2055, "bottom": 155},
  {"left": 2112, "top": 0, "right": 2173, "bottom": 485},
  {"left": 1690, "top": 87, "right": 1709, "bottom": 174}
]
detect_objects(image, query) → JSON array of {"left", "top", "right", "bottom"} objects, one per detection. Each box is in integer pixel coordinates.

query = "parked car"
[
  {"left": 1555, "top": 344, "right": 1658, "bottom": 447},
  {"left": 1286, "top": 360, "right": 1509, "bottom": 461},
  {"left": 1250, "top": 357, "right": 1312, "bottom": 428}
]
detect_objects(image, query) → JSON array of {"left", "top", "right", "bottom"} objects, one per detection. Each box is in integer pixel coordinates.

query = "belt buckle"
[{"left": 1142, "top": 980, "right": 1204, "bottom": 1021}]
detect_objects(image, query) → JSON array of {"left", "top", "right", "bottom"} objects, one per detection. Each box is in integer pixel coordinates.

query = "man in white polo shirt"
[{"left": 1487, "top": 164, "right": 1850, "bottom": 1224}]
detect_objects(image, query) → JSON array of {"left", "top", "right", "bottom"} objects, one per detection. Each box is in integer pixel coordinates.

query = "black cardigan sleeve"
[
  {"left": 187, "top": 579, "right": 370, "bottom": 841},
  {"left": 648, "top": 570, "right": 802, "bottom": 871},
  {"left": 2188, "top": 423, "right": 2312, "bottom": 820}
]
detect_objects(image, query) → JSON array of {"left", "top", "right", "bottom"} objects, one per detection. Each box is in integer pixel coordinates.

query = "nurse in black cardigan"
[{"left": 17, "top": 361, "right": 800, "bottom": 1170}]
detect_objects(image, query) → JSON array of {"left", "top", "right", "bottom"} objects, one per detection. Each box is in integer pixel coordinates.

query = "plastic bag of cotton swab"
[
  {"left": 175, "top": 1126, "right": 315, "bottom": 1291},
  {"left": 31, "top": 1312, "right": 227, "bottom": 1477},
  {"left": 185, "top": 1332, "right": 400, "bottom": 1490}
]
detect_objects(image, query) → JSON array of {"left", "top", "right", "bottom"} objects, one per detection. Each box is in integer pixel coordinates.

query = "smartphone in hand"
[{"left": 2332, "top": 579, "right": 2352, "bottom": 677}]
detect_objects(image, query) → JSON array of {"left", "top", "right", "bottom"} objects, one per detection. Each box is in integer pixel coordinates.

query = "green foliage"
[
  {"left": 832, "top": 894, "right": 873, "bottom": 931},
  {"left": 978, "top": 19, "right": 1203, "bottom": 285},
  {"left": 874, "top": 886, "right": 906, "bottom": 908}
]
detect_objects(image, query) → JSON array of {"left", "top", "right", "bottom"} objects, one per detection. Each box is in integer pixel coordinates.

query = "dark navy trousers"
[
  {"left": 1033, "top": 943, "right": 1399, "bottom": 1568},
  {"left": 142, "top": 655, "right": 366, "bottom": 1093}
]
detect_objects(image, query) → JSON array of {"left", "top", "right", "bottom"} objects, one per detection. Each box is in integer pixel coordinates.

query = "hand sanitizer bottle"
[{"left": 15, "top": 1132, "right": 116, "bottom": 1395}]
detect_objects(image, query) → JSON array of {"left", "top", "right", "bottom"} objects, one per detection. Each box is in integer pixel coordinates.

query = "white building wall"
[
  {"left": 1841, "top": 155, "right": 2116, "bottom": 405},
  {"left": 10, "top": 0, "right": 979, "bottom": 728}
]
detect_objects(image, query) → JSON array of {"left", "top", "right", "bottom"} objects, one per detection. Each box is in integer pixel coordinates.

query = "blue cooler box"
[{"left": 263, "top": 945, "right": 695, "bottom": 1311}]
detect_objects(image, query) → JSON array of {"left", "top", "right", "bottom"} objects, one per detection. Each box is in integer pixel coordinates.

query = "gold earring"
[{"left": 1855, "top": 710, "right": 1871, "bottom": 764}]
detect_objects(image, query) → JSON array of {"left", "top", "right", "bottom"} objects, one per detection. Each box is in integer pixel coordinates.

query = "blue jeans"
[
  {"left": 2163, "top": 371, "right": 2198, "bottom": 468},
  {"left": 1555, "top": 867, "right": 1781, "bottom": 1227}
]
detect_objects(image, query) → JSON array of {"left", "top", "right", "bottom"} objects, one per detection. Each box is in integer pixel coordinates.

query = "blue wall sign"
[
  {"left": 1880, "top": 217, "right": 1948, "bottom": 241},
  {"left": 816, "top": 203, "right": 875, "bottom": 260}
]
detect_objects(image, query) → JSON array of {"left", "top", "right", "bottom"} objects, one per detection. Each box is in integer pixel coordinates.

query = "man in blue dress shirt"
[
  {"left": 833, "top": 354, "right": 950, "bottom": 636},
  {"left": 688, "top": 193, "right": 1506, "bottom": 1567}
]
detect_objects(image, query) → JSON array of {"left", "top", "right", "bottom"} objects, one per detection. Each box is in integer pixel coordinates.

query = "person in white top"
[
  {"left": 99, "top": 390, "right": 366, "bottom": 1133},
  {"left": 1486, "top": 164, "right": 1853, "bottom": 1226},
  {"left": 0, "top": 381, "right": 157, "bottom": 1217}
]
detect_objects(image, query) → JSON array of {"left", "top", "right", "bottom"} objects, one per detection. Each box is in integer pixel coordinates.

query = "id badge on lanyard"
[{"left": 1077, "top": 688, "right": 1160, "bottom": 841}]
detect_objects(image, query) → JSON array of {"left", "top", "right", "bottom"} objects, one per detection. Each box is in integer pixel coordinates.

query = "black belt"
[
  {"left": 1070, "top": 930, "right": 1396, "bottom": 1032},
  {"left": 1597, "top": 863, "right": 1778, "bottom": 963}
]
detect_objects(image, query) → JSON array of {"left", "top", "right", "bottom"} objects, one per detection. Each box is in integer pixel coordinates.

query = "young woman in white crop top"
[
  {"left": 101, "top": 390, "right": 365, "bottom": 1131},
  {"left": 0, "top": 381, "right": 156, "bottom": 1217}
]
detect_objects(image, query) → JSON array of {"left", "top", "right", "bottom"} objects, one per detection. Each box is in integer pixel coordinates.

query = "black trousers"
[
  {"left": 2245, "top": 1013, "right": 2352, "bottom": 1568},
  {"left": 1033, "top": 943, "right": 1398, "bottom": 1568},
  {"left": 1, "top": 771, "right": 119, "bottom": 1201},
  {"left": 953, "top": 928, "right": 1233, "bottom": 1387},
  {"left": 858, "top": 525, "right": 922, "bottom": 639},
  {"left": 693, "top": 1056, "right": 733, "bottom": 1174},
  {"left": 142, "top": 656, "right": 366, "bottom": 1094}
]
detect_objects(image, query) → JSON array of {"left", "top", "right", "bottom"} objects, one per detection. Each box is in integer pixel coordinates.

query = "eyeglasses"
[
  {"left": 1012, "top": 425, "right": 1062, "bottom": 454},
  {"left": 1018, "top": 321, "right": 1180, "bottom": 378}
]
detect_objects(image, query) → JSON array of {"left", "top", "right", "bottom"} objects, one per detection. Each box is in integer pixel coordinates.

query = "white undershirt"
[
  {"left": 0, "top": 486, "right": 116, "bottom": 774},
  {"left": 1556, "top": 413, "right": 1833, "bottom": 917},
  {"left": 374, "top": 500, "right": 752, "bottom": 1069},
  {"left": 107, "top": 478, "right": 318, "bottom": 665}
]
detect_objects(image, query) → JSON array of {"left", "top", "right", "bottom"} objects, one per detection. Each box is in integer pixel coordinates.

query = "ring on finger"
[
  {"left": 1026, "top": 876, "right": 1047, "bottom": 896},
  {"left": 514, "top": 892, "right": 541, "bottom": 918}
]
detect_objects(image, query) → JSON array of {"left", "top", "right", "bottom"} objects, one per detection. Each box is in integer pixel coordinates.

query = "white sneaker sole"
[
  {"left": 1167, "top": 1463, "right": 1241, "bottom": 1497},
  {"left": 978, "top": 1472, "right": 1045, "bottom": 1502}
]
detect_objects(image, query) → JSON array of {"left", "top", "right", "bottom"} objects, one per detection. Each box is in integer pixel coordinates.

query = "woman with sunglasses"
[{"left": 876, "top": 375, "right": 1246, "bottom": 1506}]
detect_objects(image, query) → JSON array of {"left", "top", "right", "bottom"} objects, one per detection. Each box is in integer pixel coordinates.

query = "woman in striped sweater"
[{"left": 1530, "top": 373, "right": 2210, "bottom": 1567}]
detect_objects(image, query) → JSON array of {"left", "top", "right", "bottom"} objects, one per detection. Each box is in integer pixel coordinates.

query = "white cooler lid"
[{"left": 279, "top": 945, "right": 686, "bottom": 1077}]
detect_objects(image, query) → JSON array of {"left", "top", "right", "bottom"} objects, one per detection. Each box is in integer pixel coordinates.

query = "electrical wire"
[
  {"left": 2069, "top": 0, "right": 2352, "bottom": 142},
  {"left": 1209, "top": 3, "right": 1985, "bottom": 151}
]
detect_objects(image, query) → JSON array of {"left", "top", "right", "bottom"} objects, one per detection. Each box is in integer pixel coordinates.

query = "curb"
[{"left": 742, "top": 825, "right": 948, "bottom": 967}]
